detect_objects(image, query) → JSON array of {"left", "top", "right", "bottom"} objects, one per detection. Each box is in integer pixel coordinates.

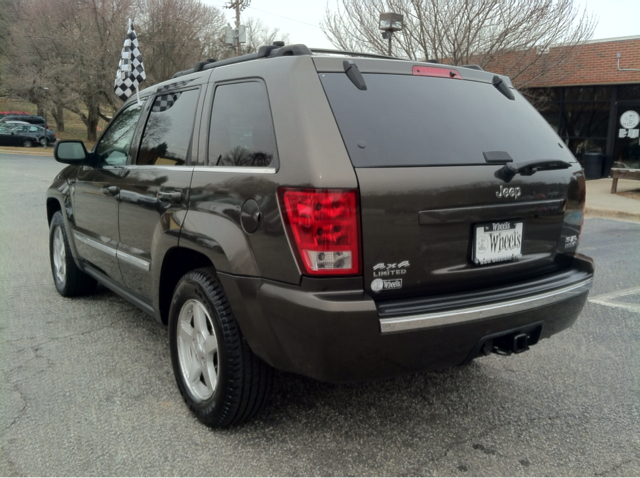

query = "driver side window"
[{"left": 95, "top": 102, "right": 145, "bottom": 166}]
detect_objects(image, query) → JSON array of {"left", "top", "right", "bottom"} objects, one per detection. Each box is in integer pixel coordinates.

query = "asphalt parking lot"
[{"left": 1, "top": 153, "right": 639, "bottom": 476}]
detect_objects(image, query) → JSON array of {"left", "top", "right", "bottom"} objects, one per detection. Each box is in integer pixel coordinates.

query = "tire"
[
  {"left": 49, "top": 211, "right": 97, "bottom": 296},
  {"left": 169, "top": 268, "right": 272, "bottom": 428},
  {"left": 22, "top": 139, "right": 33, "bottom": 148},
  {"left": 39, "top": 137, "right": 47, "bottom": 147}
]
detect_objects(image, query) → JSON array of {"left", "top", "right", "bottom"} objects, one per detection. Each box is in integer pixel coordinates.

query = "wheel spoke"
[
  {"left": 188, "top": 360, "right": 202, "bottom": 384},
  {"left": 204, "top": 335, "right": 218, "bottom": 355},
  {"left": 202, "top": 364, "right": 216, "bottom": 392},
  {"left": 178, "top": 320, "right": 195, "bottom": 343},
  {"left": 192, "top": 303, "right": 208, "bottom": 334}
]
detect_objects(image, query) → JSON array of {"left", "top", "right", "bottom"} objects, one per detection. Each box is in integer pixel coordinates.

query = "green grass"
[{"left": 0, "top": 97, "right": 110, "bottom": 149}]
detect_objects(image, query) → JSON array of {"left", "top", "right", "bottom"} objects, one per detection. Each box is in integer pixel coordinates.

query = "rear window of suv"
[{"left": 319, "top": 73, "right": 570, "bottom": 168}]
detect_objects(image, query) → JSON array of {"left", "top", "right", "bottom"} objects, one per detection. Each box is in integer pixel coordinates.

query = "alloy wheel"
[
  {"left": 176, "top": 299, "right": 219, "bottom": 401},
  {"left": 52, "top": 226, "right": 66, "bottom": 284}
]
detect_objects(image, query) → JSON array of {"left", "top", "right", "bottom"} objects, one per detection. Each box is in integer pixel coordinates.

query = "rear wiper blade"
[
  {"left": 495, "top": 159, "right": 572, "bottom": 183},
  {"left": 343, "top": 60, "right": 367, "bottom": 90}
]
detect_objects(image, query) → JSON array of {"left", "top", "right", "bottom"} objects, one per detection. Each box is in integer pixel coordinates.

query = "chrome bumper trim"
[{"left": 379, "top": 278, "right": 593, "bottom": 334}]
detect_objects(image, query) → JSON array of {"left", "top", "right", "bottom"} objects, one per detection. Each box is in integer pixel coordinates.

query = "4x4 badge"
[
  {"left": 373, "top": 261, "right": 410, "bottom": 278},
  {"left": 496, "top": 185, "right": 521, "bottom": 199}
]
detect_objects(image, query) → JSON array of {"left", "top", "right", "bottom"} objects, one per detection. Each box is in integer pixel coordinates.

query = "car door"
[
  {"left": 117, "top": 88, "right": 201, "bottom": 301},
  {"left": 0, "top": 127, "right": 18, "bottom": 146},
  {"left": 72, "top": 101, "right": 146, "bottom": 284},
  {"left": 10, "top": 125, "right": 29, "bottom": 146}
]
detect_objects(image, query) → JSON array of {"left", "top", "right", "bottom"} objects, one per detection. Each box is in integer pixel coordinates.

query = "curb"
[
  {"left": 585, "top": 205, "right": 640, "bottom": 221},
  {"left": 0, "top": 147, "right": 53, "bottom": 156}
]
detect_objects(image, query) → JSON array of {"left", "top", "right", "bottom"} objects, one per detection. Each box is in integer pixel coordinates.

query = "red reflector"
[
  {"left": 278, "top": 188, "right": 361, "bottom": 276},
  {"left": 412, "top": 65, "right": 463, "bottom": 79}
]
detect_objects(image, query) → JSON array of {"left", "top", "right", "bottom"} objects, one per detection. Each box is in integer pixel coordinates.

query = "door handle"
[
  {"left": 157, "top": 190, "right": 183, "bottom": 203},
  {"left": 102, "top": 185, "right": 120, "bottom": 196}
]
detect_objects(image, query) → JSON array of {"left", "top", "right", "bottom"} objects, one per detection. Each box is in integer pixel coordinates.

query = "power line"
[{"left": 246, "top": 5, "right": 322, "bottom": 29}]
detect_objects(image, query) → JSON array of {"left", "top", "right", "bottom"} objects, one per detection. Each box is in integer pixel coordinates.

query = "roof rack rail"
[
  {"left": 310, "top": 48, "right": 398, "bottom": 60},
  {"left": 172, "top": 43, "right": 313, "bottom": 78},
  {"left": 461, "top": 64, "right": 484, "bottom": 71}
]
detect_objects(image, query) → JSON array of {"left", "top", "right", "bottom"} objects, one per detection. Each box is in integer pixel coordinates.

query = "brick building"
[{"left": 515, "top": 36, "right": 640, "bottom": 175}]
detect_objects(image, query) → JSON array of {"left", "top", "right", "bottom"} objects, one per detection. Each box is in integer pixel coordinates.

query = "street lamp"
[{"left": 379, "top": 12, "right": 403, "bottom": 56}]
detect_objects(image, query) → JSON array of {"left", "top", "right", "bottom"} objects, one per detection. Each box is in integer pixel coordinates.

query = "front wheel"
[
  {"left": 169, "top": 268, "right": 272, "bottom": 428},
  {"left": 49, "top": 211, "right": 97, "bottom": 296}
]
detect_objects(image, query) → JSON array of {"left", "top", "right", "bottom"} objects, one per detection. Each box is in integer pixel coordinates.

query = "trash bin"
[{"left": 582, "top": 152, "right": 605, "bottom": 180}]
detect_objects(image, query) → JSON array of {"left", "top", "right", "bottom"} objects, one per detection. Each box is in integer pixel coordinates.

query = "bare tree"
[
  {"left": 322, "top": 0, "right": 596, "bottom": 88},
  {"left": 208, "top": 17, "right": 291, "bottom": 61},
  {"left": 3, "top": 0, "right": 135, "bottom": 139},
  {"left": 2, "top": 0, "right": 287, "bottom": 140},
  {"left": 136, "top": 0, "right": 226, "bottom": 84},
  {"left": 242, "top": 17, "right": 290, "bottom": 54}
]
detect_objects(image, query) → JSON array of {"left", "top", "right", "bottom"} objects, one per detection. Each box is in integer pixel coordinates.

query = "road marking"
[{"left": 588, "top": 286, "right": 640, "bottom": 313}]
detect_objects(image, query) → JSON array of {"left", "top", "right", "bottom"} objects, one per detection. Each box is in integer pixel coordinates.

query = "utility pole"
[{"left": 225, "top": 0, "right": 250, "bottom": 56}]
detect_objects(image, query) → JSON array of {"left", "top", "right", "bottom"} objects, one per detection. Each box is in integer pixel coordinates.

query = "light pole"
[
  {"left": 379, "top": 12, "right": 403, "bottom": 57},
  {"left": 42, "top": 87, "right": 49, "bottom": 127},
  {"left": 225, "top": 0, "right": 250, "bottom": 56}
]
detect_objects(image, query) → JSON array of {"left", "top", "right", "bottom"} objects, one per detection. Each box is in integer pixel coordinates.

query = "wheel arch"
[
  {"left": 157, "top": 247, "right": 215, "bottom": 325},
  {"left": 46, "top": 197, "right": 62, "bottom": 225}
]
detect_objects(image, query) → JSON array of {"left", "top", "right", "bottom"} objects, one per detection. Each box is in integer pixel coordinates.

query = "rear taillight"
[
  {"left": 412, "top": 65, "right": 463, "bottom": 79},
  {"left": 278, "top": 188, "right": 361, "bottom": 276}
]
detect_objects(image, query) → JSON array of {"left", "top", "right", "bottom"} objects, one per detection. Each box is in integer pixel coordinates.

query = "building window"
[{"left": 523, "top": 86, "right": 612, "bottom": 160}]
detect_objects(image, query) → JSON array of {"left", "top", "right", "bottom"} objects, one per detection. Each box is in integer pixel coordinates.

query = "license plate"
[{"left": 473, "top": 221, "right": 523, "bottom": 265}]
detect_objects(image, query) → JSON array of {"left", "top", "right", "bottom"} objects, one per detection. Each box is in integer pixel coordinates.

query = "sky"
[{"left": 201, "top": 0, "right": 640, "bottom": 50}]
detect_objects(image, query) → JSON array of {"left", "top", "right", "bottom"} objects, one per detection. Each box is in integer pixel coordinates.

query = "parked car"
[
  {"left": 0, "top": 124, "right": 56, "bottom": 147},
  {"left": 3, "top": 120, "right": 31, "bottom": 126},
  {"left": 47, "top": 43, "right": 594, "bottom": 428},
  {"left": 0, "top": 111, "right": 30, "bottom": 118},
  {"left": 0, "top": 114, "right": 47, "bottom": 128}
]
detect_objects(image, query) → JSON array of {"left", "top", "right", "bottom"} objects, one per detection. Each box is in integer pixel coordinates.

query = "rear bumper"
[{"left": 219, "top": 255, "right": 594, "bottom": 382}]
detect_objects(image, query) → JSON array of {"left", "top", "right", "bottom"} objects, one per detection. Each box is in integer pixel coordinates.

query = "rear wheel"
[
  {"left": 49, "top": 211, "right": 97, "bottom": 296},
  {"left": 22, "top": 139, "right": 33, "bottom": 148},
  {"left": 169, "top": 268, "right": 272, "bottom": 428},
  {"left": 39, "top": 137, "right": 47, "bottom": 147}
]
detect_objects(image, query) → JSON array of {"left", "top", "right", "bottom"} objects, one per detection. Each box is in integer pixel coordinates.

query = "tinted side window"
[
  {"left": 95, "top": 102, "right": 145, "bottom": 166},
  {"left": 208, "top": 82, "right": 277, "bottom": 167},
  {"left": 137, "top": 89, "right": 200, "bottom": 166}
]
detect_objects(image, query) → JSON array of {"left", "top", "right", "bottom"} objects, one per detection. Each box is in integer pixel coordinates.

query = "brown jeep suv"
[{"left": 47, "top": 43, "right": 594, "bottom": 428}]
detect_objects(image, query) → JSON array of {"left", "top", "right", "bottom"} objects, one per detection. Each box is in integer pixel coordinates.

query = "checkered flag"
[
  {"left": 152, "top": 93, "right": 182, "bottom": 112},
  {"left": 114, "top": 19, "right": 146, "bottom": 102}
]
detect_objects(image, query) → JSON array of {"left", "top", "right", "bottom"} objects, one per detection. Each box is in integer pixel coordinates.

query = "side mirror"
[{"left": 54, "top": 140, "right": 91, "bottom": 164}]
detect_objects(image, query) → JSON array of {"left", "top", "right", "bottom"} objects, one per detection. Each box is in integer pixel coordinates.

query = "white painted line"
[{"left": 588, "top": 286, "right": 640, "bottom": 313}]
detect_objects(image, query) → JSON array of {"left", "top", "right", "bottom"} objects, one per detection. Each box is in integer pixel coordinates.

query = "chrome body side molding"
[{"left": 73, "top": 232, "right": 150, "bottom": 271}]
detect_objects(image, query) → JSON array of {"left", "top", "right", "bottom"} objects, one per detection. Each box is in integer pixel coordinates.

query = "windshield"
[{"left": 319, "top": 73, "right": 575, "bottom": 168}]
